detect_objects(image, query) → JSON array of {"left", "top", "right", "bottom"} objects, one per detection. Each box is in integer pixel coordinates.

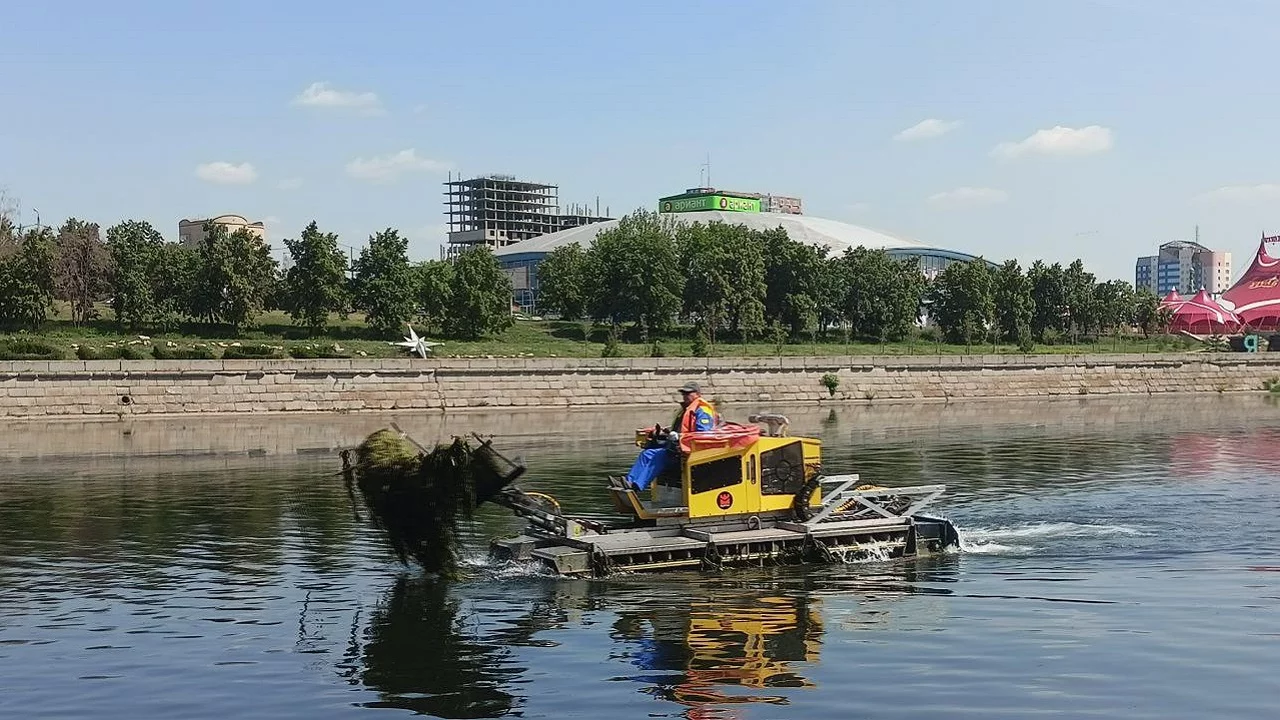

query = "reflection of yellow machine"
[
  {"left": 490, "top": 413, "right": 959, "bottom": 576},
  {"left": 618, "top": 593, "right": 823, "bottom": 713}
]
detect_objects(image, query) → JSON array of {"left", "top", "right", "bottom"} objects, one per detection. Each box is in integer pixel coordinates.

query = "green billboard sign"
[{"left": 659, "top": 194, "right": 761, "bottom": 214}]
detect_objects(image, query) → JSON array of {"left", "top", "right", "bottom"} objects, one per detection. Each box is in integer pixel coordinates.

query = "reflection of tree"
[{"left": 345, "top": 577, "right": 524, "bottom": 718}]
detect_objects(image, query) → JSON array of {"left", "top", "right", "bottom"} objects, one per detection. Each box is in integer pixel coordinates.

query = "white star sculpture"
[{"left": 390, "top": 324, "right": 442, "bottom": 358}]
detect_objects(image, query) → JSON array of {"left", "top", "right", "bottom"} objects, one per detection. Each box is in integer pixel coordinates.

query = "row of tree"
[
  {"left": 0, "top": 215, "right": 514, "bottom": 338},
  {"left": 537, "top": 210, "right": 1165, "bottom": 345}
]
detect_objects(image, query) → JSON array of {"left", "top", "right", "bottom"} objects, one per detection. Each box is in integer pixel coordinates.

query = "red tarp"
[
  {"left": 1219, "top": 236, "right": 1280, "bottom": 331},
  {"left": 1166, "top": 288, "right": 1241, "bottom": 334}
]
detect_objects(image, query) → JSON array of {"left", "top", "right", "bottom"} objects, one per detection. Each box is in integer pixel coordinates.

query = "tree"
[
  {"left": 1133, "top": 287, "right": 1163, "bottom": 337},
  {"left": 1027, "top": 261, "right": 1067, "bottom": 341},
  {"left": 840, "top": 247, "right": 923, "bottom": 341},
  {"left": 352, "top": 229, "right": 416, "bottom": 336},
  {"left": 677, "top": 222, "right": 766, "bottom": 343},
  {"left": 283, "top": 221, "right": 349, "bottom": 335},
  {"left": 929, "top": 259, "right": 995, "bottom": 345},
  {"left": 190, "top": 222, "right": 278, "bottom": 331},
  {"left": 1062, "top": 259, "right": 1099, "bottom": 339},
  {"left": 587, "top": 210, "right": 683, "bottom": 335},
  {"left": 993, "top": 259, "right": 1035, "bottom": 343},
  {"left": 815, "top": 256, "right": 850, "bottom": 338},
  {"left": 155, "top": 242, "right": 199, "bottom": 329},
  {"left": 53, "top": 218, "right": 113, "bottom": 325},
  {"left": 761, "top": 227, "right": 824, "bottom": 338},
  {"left": 1094, "top": 279, "right": 1135, "bottom": 336},
  {"left": 0, "top": 227, "right": 56, "bottom": 331},
  {"left": 536, "top": 243, "right": 589, "bottom": 320},
  {"left": 413, "top": 260, "right": 453, "bottom": 333},
  {"left": 106, "top": 220, "right": 166, "bottom": 330},
  {"left": 445, "top": 246, "right": 513, "bottom": 339}
]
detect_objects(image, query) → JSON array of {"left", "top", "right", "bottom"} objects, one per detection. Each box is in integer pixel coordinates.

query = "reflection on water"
[
  {"left": 3, "top": 396, "right": 1280, "bottom": 719},
  {"left": 344, "top": 577, "right": 522, "bottom": 718}
]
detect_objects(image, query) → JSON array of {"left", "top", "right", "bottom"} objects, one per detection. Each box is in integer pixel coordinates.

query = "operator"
[{"left": 625, "top": 382, "right": 717, "bottom": 490}]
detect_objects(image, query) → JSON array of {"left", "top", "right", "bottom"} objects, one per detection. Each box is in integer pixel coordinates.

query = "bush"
[
  {"left": 917, "top": 327, "right": 939, "bottom": 343},
  {"left": 601, "top": 327, "right": 621, "bottom": 358},
  {"left": 691, "top": 326, "right": 710, "bottom": 357},
  {"left": 76, "top": 344, "right": 150, "bottom": 360},
  {"left": 289, "top": 343, "right": 354, "bottom": 359},
  {"left": 222, "top": 343, "right": 285, "bottom": 360},
  {"left": 648, "top": 341, "right": 665, "bottom": 358},
  {"left": 0, "top": 339, "right": 65, "bottom": 360},
  {"left": 152, "top": 343, "right": 219, "bottom": 360},
  {"left": 820, "top": 372, "right": 840, "bottom": 396}
]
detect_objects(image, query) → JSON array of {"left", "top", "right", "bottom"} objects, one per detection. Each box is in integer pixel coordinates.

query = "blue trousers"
[{"left": 625, "top": 447, "right": 673, "bottom": 490}]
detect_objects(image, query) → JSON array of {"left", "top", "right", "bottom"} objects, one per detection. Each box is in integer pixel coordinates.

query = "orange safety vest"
[{"left": 674, "top": 397, "right": 716, "bottom": 452}]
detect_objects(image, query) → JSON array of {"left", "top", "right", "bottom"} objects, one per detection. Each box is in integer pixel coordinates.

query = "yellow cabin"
[{"left": 615, "top": 417, "right": 823, "bottom": 521}]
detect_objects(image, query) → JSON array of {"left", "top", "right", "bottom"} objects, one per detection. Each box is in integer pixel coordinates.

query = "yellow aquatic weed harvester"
[{"left": 487, "top": 413, "right": 959, "bottom": 576}]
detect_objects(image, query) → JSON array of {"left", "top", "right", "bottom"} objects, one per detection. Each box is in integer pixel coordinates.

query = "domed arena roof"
[{"left": 494, "top": 210, "right": 938, "bottom": 258}]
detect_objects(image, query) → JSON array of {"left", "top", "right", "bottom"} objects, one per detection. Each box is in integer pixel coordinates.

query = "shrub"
[
  {"left": 691, "top": 326, "right": 710, "bottom": 357},
  {"left": 601, "top": 327, "right": 621, "bottom": 358},
  {"left": 289, "top": 343, "right": 354, "bottom": 359},
  {"left": 1263, "top": 377, "right": 1280, "bottom": 393},
  {"left": 917, "top": 327, "right": 939, "bottom": 343},
  {"left": 152, "top": 343, "right": 219, "bottom": 360},
  {"left": 222, "top": 343, "right": 285, "bottom": 360},
  {"left": 0, "top": 339, "right": 65, "bottom": 360},
  {"left": 76, "top": 344, "right": 150, "bottom": 360},
  {"left": 820, "top": 372, "right": 840, "bottom": 396}
]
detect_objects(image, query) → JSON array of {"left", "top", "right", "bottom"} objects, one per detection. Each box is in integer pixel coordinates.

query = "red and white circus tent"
[
  {"left": 1165, "top": 288, "right": 1241, "bottom": 334},
  {"left": 1218, "top": 235, "right": 1280, "bottom": 331},
  {"left": 1159, "top": 289, "right": 1182, "bottom": 306}
]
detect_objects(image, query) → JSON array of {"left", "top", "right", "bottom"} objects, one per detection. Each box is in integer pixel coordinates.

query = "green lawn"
[{"left": 0, "top": 303, "right": 1210, "bottom": 360}]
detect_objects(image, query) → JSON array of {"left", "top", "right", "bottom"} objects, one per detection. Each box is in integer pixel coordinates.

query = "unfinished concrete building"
[{"left": 444, "top": 174, "right": 610, "bottom": 258}]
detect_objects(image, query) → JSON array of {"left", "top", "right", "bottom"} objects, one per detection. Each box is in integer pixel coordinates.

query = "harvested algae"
[{"left": 346, "top": 429, "right": 519, "bottom": 577}]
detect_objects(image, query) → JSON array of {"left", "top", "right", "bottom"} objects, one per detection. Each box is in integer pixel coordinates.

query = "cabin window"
[
  {"left": 760, "top": 441, "right": 805, "bottom": 495},
  {"left": 690, "top": 455, "right": 744, "bottom": 494}
]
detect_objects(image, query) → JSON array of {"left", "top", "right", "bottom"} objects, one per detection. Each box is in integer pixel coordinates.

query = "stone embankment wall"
[{"left": 2, "top": 354, "right": 1280, "bottom": 418}]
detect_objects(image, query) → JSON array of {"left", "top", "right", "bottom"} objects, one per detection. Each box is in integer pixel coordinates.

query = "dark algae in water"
[{"left": 343, "top": 429, "right": 522, "bottom": 578}]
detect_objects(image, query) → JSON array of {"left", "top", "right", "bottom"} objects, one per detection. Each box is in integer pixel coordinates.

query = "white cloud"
[
  {"left": 276, "top": 177, "right": 303, "bottom": 190},
  {"left": 894, "top": 118, "right": 960, "bottom": 142},
  {"left": 345, "top": 149, "right": 452, "bottom": 183},
  {"left": 1196, "top": 183, "right": 1280, "bottom": 204},
  {"left": 293, "top": 82, "right": 383, "bottom": 113},
  {"left": 412, "top": 104, "right": 429, "bottom": 115},
  {"left": 927, "top": 187, "right": 1009, "bottom": 209},
  {"left": 195, "top": 161, "right": 257, "bottom": 185},
  {"left": 992, "top": 125, "right": 1113, "bottom": 159}
]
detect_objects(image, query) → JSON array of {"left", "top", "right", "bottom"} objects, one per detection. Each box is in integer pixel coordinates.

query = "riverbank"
[{"left": 2, "top": 353, "right": 1280, "bottom": 419}]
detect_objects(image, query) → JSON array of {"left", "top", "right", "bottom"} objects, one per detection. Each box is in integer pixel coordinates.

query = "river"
[{"left": 2, "top": 396, "right": 1279, "bottom": 719}]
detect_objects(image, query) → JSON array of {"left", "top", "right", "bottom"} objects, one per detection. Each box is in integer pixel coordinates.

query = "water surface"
[{"left": 3, "top": 397, "right": 1280, "bottom": 718}]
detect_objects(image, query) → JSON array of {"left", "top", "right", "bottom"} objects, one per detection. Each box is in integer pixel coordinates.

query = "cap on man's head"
[{"left": 678, "top": 381, "right": 701, "bottom": 394}]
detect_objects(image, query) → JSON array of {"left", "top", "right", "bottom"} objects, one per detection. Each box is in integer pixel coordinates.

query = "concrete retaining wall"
[{"left": 2, "top": 353, "right": 1280, "bottom": 418}]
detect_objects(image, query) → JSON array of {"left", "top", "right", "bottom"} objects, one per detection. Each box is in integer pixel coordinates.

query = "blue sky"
[{"left": 4, "top": 0, "right": 1280, "bottom": 280}]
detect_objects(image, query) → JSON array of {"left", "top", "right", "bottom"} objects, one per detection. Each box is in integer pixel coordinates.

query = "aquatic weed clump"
[{"left": 347, "top": 430, "right": 521, "bottom": 578}]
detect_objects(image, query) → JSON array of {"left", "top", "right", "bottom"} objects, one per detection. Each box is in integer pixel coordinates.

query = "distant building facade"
[
  {"left": 1134, "top": 240, "right": 1232, "bottom": 296},
  {"left": 657, "top": 187, "right": 803, "bottom": 215},
  {"left": 178, "top": 214, "right": 265, "bottom": 247}
]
